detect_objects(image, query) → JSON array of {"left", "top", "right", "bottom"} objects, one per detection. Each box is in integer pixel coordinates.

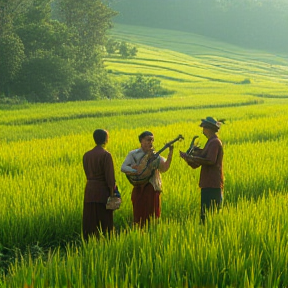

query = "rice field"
[{"left": 0, "top": 24, "right": 288, "bottom": 287}]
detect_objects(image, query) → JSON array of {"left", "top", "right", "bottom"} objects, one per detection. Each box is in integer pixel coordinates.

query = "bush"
[
  {"left": 69, "top": 75, "right": 99, "bottom": 101},
  {"left": 0, "top": 34, "right": 25, "bottom": 96},
  {"left": 0, "top": 94, "right": 27, "bottom": 106},
  {"left": 240, "top": 78, "right": 251, "bottom": 84},
  {"left": 119, "top": 41, "right": 138, "bottom": 58},
  {"left": 69, "top": 74, "right": 123, "bottom": 101},
  {"left": 122, "top": 74, "right": 170, "bottom": 98},
  {"left": 105, "top": 39, "right": 138, "bottom": 58},
  {"left": 14, "top": 53, "right": 75, "bottom": 102}
]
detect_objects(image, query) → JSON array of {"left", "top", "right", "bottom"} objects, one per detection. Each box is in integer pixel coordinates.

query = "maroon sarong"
[
  {"left": 131, "top": 182, "right": 160, "bottom": 226},
  {"left": 82, "top": 202, "right": 113, "bottom": 240}
]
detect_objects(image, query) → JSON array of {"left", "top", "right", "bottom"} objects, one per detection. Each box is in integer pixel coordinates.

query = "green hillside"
[
  {"left": 107, "top": 24, "right": 287, "bottom": 96},
  {"left": 2, "top": 23, "right": 287, "bottom": 142}
]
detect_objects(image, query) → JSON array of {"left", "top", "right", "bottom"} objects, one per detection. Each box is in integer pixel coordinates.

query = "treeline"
[
  {"left": 0, "top": 0, "right": 167, "bottom": 103},
  {"left": 112, "top": 0, "right": 288, "bottom": 54}
]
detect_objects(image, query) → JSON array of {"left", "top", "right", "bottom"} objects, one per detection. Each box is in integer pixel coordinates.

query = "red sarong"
[{"left": 131, "top": 182, "right": 160, "bottom": 226}]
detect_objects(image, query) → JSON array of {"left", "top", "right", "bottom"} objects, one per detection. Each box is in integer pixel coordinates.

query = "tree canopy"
[{"left": 0, "top": 0, "right": 121, "bottom": 102}]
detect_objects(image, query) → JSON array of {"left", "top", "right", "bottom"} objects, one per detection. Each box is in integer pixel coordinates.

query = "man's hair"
[
  {"left": 138, "top": 131, "right": 153, "bottom": 142},
  {"left": 93, "top": 129, "right": 108, "bottom": 145}
]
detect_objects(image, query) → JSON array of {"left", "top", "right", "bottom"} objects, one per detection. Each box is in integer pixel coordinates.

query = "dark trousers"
[
  {"left": 82, "top": 202, "right": 113, "bottom": 240},
  {"left": 201, "top": 188, "right": 222, "bottom": 224}
]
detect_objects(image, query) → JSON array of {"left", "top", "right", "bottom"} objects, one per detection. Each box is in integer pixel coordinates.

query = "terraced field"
[{"left": 1, "top": 24, "right": 288, "bottom": 287}]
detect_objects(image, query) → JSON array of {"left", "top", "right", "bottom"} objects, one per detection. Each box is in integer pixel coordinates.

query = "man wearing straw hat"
[{"left": 180, "top": 117, "right": 224, "bottom": 224}]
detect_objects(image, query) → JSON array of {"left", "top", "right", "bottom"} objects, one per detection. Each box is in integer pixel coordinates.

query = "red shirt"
[
  {"left": 83, "top": 146, "right": 115, "bottom": 203},
  {"left": 197, "top": 135, "right": 224, "bottom": 189}
]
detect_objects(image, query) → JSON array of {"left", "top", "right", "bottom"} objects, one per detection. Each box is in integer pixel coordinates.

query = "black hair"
[
  {"left": 138, "top": 131, "right": 153, "bottom": 142},
  {"left": 93, "top": 129, "right": 108, "bottom": 145}
]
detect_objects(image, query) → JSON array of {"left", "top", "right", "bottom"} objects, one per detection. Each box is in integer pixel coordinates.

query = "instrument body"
[{"left": 126, "top": 134, "right": 184, "bottom": 186}]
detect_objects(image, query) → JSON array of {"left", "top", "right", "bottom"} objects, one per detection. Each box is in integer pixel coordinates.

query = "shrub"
[
  {"left": 240, "top": 78, "right": 251, "bottom": 84},
  {"left": 14, "top": 52, "right": 74, "bottom": 102},
  {"left": 0, "top": 34, "right": 25, "bottom": 96},
  {"left": 122, "top": 74, "right": 169, "bottom": 98}
]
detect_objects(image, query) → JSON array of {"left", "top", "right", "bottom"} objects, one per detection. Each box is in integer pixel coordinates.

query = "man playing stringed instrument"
[
  {"left": 121, "top": 131, "right": 175, "bottom": 226},
  {"left": 180, "top": 117, "right": 224, "bottom": 225}
]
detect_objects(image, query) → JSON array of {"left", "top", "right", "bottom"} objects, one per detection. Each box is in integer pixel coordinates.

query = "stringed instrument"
[
  {"left": 186, "top": 135, "right": 199, "bottom": 155},
  {"left": 126, "top": 134, "right": 184, "bottom": 186}
]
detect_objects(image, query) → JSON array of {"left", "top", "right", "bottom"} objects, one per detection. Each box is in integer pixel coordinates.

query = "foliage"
[
  {"left": 69, "top": 73, "right": 123, "bottom": 101},
  {"left": 16, "top": 20, "right": 76, "bottom": 59},
  {"left": 0, "top": 0, "right": 35, "bottom": 36},
  {"left": 105, "top": 38, "right": 120, "bottom": 54},
  {"left": 105, "top": 39, "right": 138, "bottom": 58},
  {"left": 0, "top": 0, "right": 120, "bottom": 102},
  {"left": 0, "top": 94, "right": 27, "bottom": 105},
  {"left": 56, "top": 0, "right": 117, "bottom": 72},
  {"left": 118, "top": 41, "right": 138, "bottom": 58},
  {"left": 0, "top": 33, "right": 25, "bottom": 96},
  {"left": 122, "top": 74, "right": 170, "bottom": 98},
  {"left": 13, "top": 52, "right": 75, "bottom": 102}
]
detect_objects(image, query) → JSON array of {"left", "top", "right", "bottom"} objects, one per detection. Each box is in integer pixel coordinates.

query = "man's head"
[
  {"left": 93, "top": 129, "right": 108, "bottom": 145},
  {"left": 138, "top": 131, "right": 154, "bottom": 152},
  {"left": 200, "top": 117, "right": 223, "bottom": 132}
]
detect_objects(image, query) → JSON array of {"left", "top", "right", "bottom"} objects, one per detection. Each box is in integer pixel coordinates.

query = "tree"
[
  {"left": 14, "top": 52, "right": 75, "bottom": 102},
  {"left": 53, "top": 0, "right": 121, "bottom": 101},
  {"left": 56, "top": 0, "right": 117, "bottom": 72},
  {"left": 16, "top": 20, "right": 76, "bottom": 59},
  {"left": 0, "top": 0, "right": 34, "bottom": 36},
  {"left": 0, "top": 33, "right": 25, "bottom": 96},
  {"left": 0, "top": 0, "right": 121, "bottom": 102}
]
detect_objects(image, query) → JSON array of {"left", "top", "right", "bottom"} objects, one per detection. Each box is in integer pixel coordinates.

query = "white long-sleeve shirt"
[{"left": 121, "top": 148, "right": 166, "bottom": 191}]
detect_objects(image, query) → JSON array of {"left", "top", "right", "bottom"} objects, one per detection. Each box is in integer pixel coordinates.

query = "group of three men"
[{"left": 82, "top": 116, "right": 224, "bottom": 240}]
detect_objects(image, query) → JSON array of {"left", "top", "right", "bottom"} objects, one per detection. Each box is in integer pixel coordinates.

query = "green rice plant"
[
  {"left": 0, "top": 94, "right": 261, "bottom": 127},
  {"left": 3, "top": 193, "right": 288, "bottom": 287},
  {"left": 1, "top": 23, "right": 288, "bottom": 288},
  {"left": 1, "top": 108, "right": 287, "bottom": 251}
]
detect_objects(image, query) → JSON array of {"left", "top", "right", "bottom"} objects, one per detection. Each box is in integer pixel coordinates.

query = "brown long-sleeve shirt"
[
  {"left": 189, "top": 135, "right": 224, "bottom": 189},
  {"left": 83, "top": 146, "right": 115, "bottom": 203}
]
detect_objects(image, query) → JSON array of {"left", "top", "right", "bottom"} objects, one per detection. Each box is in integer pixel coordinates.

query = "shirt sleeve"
[
  {"left": 158, "top": 156, "right": 168, "bottom": 172},
  {"left": 104, "top": 152, "right": 115, "bottom": 189},
  {"left": 121, "top": 151, "right": 137, "bottom": 173},
  {"left": 205, "top": 139, "right": 220, "bottom": 164},
  {"left": 83, "top": 153, "right": 88, "bottom": 177}
]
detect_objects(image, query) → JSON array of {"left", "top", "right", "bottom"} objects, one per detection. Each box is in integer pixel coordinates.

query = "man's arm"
[
  {"left": 159, "top": 146, "right": 174, "bottom": 172},
  {"left": 104, "top": 153, "right": 116, "bottom": 195},
  {"left": 180, "top": 151, "right": 201, "bottom": 169},
  {"left": 121, "top": 152, "right": 138, "bottom": 174},
  {"left": 188, "top": 139, "right": 220, "bottom": 166}
]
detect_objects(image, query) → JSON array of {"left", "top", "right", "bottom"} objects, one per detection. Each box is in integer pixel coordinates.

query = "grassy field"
[{"left": 1, "top": 24, "right": 288, "bottom": 287}]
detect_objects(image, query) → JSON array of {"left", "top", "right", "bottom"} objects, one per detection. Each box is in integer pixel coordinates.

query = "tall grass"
[
  {"left": 3, "top": 194, "right": 288, "bottom": 287},
  {"left": 1, "top": 111, "right": 287, "bottom": 250}
]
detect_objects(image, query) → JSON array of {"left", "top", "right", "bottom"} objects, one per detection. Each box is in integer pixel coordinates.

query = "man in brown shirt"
[
  {"left": 180, "top": 117, "right": 224, "bottom": 224},
  {"left": 82, "top": 129, "right": 116, "bottom": 240}
]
